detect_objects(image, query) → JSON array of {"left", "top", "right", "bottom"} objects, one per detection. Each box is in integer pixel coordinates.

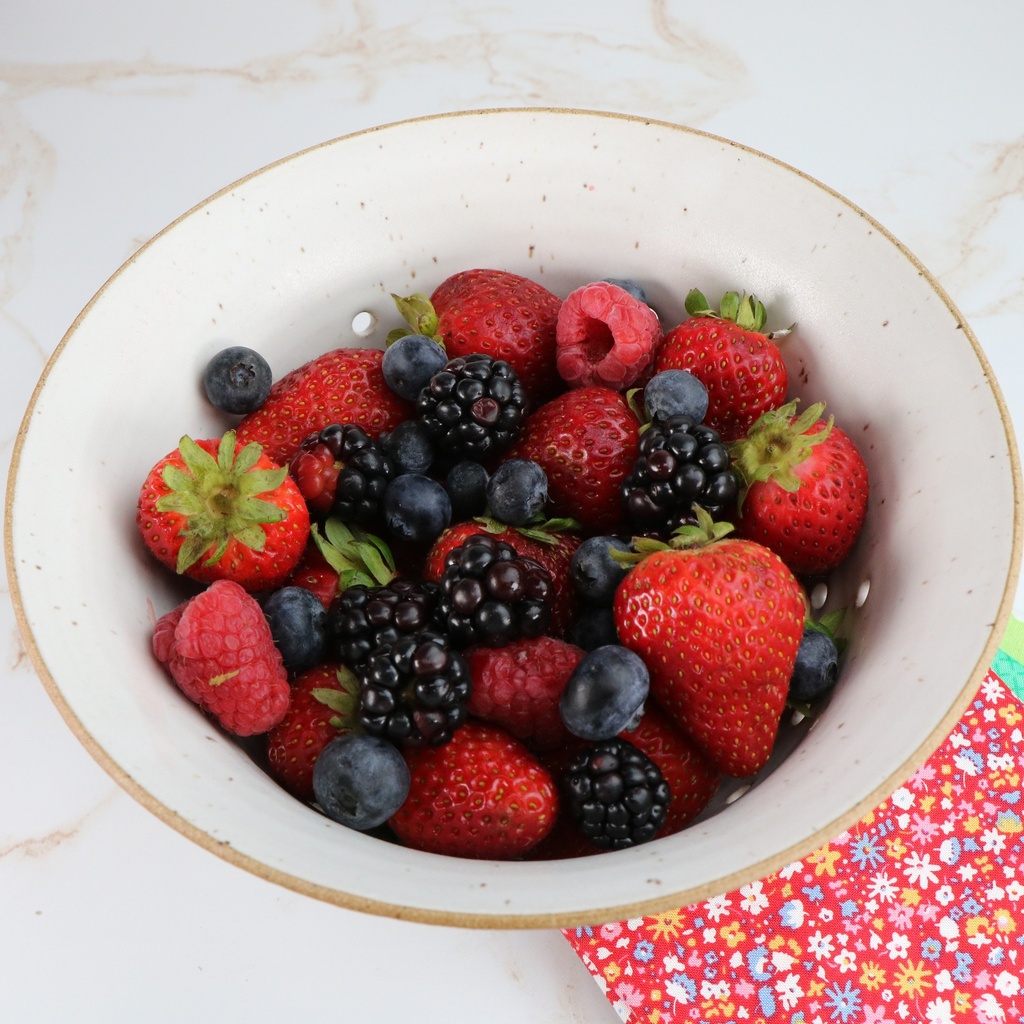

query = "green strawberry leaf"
[{"left": 389, "top": 292, "right": 442, "bottom": 345}]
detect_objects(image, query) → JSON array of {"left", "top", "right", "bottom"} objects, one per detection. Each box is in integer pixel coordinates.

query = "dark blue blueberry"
[
  {"left": 262, "top": 585, "right": 327, "bottom": 676},
  {"left": 789, "top": 628, "right": 840, "bottom": 701},
  {"left": 380, "top": 419, "right": 435, "bottom": 475},
  {"left": 202, "top": 345, "right": 273, "bottom": 414},
  {"left": 560, "top": 644, "right": 650, "bottom": 741},
  {"left": 312, "top": 733, "right": 411, "bottom": 830},
  {"left": 382, "top": 473, "right": 452, "bottom": 545},
  {"left": 567, "top": 606, "right": 620, "bottom": 651},
  {"left": 445, "top": 461, "right": 489, "bottom": 519},
  {"left": 570, "top": 535, "right": 632, "bottom": 606},
  {"left": 602, "top": 278, "right": 650, "bottom": 305},
  {"left": 381, "top": 334, "right": 448, "bottom": 401},
  {"left": 485, "top": 458, "right": 548, "bottom": 526},
  {"left": 643, "top": 369, "right": 710, "bottom": 424}
]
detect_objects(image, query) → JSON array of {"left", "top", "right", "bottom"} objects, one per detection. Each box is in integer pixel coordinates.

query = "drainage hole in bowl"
[
  {"left": 855, "top": 577, "right": 871, "bottom": 608},
  {"left": 810, "top": 582, "right": 828, "bottom": 610},
  {"left": 351, "top": 310, "right": 377, "bottom": 338}
]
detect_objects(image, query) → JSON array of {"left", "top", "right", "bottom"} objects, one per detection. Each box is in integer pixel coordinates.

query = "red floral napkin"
[{"left": 563, "top": 640, "right": 1024, "bottom": 1024}]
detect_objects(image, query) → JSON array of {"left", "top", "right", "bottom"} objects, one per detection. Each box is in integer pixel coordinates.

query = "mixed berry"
[{"left": 138, "top": 269, "right": 870, "bottom": 860}]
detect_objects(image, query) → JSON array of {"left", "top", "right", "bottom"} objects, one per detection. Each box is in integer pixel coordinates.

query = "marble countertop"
[{"left": 4, "top": 4, "right": 1024, "bottom": 1021}]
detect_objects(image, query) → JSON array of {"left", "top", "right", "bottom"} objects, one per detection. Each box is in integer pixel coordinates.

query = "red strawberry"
[
  {"left": 423, "top": 517, "right": 580, "bottom": 636},
  {"left": 465, "top": 636, "right": 585, "bottom": 750},
  {"left": 555, "top": 280, "right": 661, "bottom": 390},
  {"left": 284, "top": 541, "right": 340, "bottom": 608},
  {"left": 235, "top": 347, "right": 413, "bottom": 466},
  {"left": 152, "top": 579, "right": 290, "bottom": 736},
  {"left": 655, "top": 289, "right": 788, "bottom": 442},
  {"left": 265, "top": 663, "right": 359, "bottom": 801},
  {"left": 429, "top": 268, "right": 563, "bottom": 404},
  {"left": 613, "top": 511, "right": 805, "bottom": 777},
  {"left": 506, "top": 386, "right": 640, "bottom": 535},
  {"left": 730, "top": 400, "right": 869, "bottom": 576},
  {"left": 623, "top": 703, "right": 721, "bottom": 836},
  {"left": 390, "top": 719, "right": 559, "bottom": 859},
  {"left": 137, "top": 431, "right": 310, "bottom": 591}
]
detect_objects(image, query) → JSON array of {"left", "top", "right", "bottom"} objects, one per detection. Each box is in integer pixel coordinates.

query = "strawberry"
[
  {"left": 137, "top": 431, "right": 310, "bottom": 591},
  {"left": 465, "top": 635, "right": 585, "bottom": 751},
  {"left": 423, "top": 517, "right": 580, "bottom": 637},
  {"left": 729, "top": 400, "right": 869, "bottom": 576},
  {"left": 654, "top": 289, "right": 789, "bottom": 442},
  {"left": 235, "top": 347, "right": 413, "bottom": 466},
  {"left": 555, "top": 280, "right": 661, "bottom": 390},
  {"left": 152, "top": 579, "right": 290, "bottom": 736},
  {"left": 429, "top": 268, "right": 563, "bottom": 404},
  {"left": 265, "top": 663, "right": 359, "bottom": 801},
  {"left": 390, "top": 719, "right": 559, "bottom": 858},
  {"left": 506, "top": 386, "right": 640, "bottom": 535},
  {"left": 624, "top": 703, "right": 721, "bottom": 836},
  {"left": 613, "top": 511, "right": 805, "bottom": 777},
  {"left": 284, "top": 541, "right": 340, "bottom": 608}
]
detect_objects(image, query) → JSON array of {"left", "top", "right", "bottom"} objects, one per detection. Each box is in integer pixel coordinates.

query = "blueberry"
[
  {"left": 567, "top": 606, "right": 620, "bottom": 651},
  {"left": 262, "top": 586, "right": 327, "bottom": 676},
  {"left": 643, "top": 369, "right": 710, "bottom": 424},
  {"left": 446, "top": 461, "right": 489, "bottom": 519},
  {"left": 602, "top": 278, "right": 650, "bottom": 304},
  {"left": 560, "top": 645, "right": 650, "bottom": 741},
  {"left": 570, "top": 536, "right": 632, "bottom": 606},
  {"left": 789, "top": 628, "right": 840, "bottom": 701},
  {"left": 382, "top": 334, "right": 448, "bottom": 401},
  {"left": 203, "top": 345, "right": 273, "bottom": 414},
  {"left": 383, "top": 473, "right": 452, "bottom": 544},
  {"left": 486, "top": 459, "right": 548, "bottom": 526},
  {"left": 312, "top": 733, "right": 411, "bottom": 830},
  {"left": 380, "top": 419, "right": 435, "bottom": 475}
]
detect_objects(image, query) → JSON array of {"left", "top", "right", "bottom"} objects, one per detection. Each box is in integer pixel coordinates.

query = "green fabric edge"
[{"left": 996, "top": 613, "right": 1024, "bottom": 701}]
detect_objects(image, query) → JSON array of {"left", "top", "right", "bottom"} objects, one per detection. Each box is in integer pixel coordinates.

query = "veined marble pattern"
[{"left": 3, "top": 3, "right": 1024, "bottom": 1020}]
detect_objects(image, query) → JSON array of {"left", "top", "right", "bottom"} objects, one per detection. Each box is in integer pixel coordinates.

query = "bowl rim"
[{"left": 6, "top": 105, "right": 1023, "bottom": 929}]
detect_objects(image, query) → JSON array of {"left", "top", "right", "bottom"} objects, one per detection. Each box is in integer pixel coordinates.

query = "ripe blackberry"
[
  {"left": 325, "top": 578, "right": 442, "bottom": 670},
  {"left": 562, "top": 737, "right": 671, "bottom": 850},
  {"left": 437, "top": 533, "right": 552, "bottom": 647},
  {"left": 416, "top": 353, "right": 528, "bottom": 465},
  {"left": 358, "top": 630, "right": 470, "bottom": 747},
  {"left": 622, "top": 414, "right": 739, "bottom": 530},
  {"left": 291, "top": 423, "right": 394, "bottom": 520}
]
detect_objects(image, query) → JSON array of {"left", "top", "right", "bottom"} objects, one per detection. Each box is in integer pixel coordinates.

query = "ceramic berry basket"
[{"left": 6, "top": 108, "right": 1021, "bottom": 928}]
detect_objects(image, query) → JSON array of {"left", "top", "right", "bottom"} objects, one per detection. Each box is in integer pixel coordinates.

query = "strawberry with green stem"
[
  {"left": 729, "top": 399, "right": 869, "bottom": 576},
  {"left": 613, "top": 507, "right": 805, "bottom": 777},
  {"left": 654, "top": 289, "right": 789, "bottom": 442},
  {"left": 137, "top": 430, "right": 309, "bottom": 591}
]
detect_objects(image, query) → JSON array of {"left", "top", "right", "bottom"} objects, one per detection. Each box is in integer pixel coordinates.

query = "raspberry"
[
  {"left": 466, "top": 636, "right": 585, "bottom": 750},
  {"left": 555, "top": 280, "right": 661, "bottom": 390},
  {"left": 152, "top": 579, "right": 290, "bottom": 736}
]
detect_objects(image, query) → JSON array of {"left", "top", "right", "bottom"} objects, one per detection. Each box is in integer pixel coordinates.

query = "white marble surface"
[{"left": 4, "top": 4, "right": 1024, "bottom": 1021}]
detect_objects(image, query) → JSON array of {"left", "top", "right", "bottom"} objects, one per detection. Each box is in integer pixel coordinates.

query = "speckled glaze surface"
[{"left": 6, "top": 108, "right": 1021, "bottom": 928}]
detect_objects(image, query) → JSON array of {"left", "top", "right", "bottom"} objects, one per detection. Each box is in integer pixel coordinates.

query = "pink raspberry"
[
  {"left": 555, "top": 280, "right": 661, "bottom": 390},
  {"left": 152, "top": 579, "right": 290, "bottom": 736},
  {"left": 466, "top": 636, "right": 584, "bottom": 750}
]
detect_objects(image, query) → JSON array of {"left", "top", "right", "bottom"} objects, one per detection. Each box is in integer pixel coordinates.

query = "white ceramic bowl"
[{"left": 7, "top": 108, "right": 1021, "bottom": 928}]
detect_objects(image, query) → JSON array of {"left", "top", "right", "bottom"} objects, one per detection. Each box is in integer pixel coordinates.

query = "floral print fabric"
[{"left": 564, "top": 668, "right": 1024, "bottom": 1023}]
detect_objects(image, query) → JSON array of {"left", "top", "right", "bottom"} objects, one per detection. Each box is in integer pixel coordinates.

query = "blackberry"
[
  {"left": 562, "top": 738, "right": 671, "bottom": 850},
  {"left": 294, "top": 423, "right": 394, "bottom": 523},
  {"left": 358, "top": 630, "right": 471, "bottom": 747},
  {"left": 416, "top": 353, "right": 528, "bottom": 465},
  {"left": 622, "top": 414, "right": 739, "bottom": 530},
  {"left": 437, "top": 533, "right": 552, "bottom": 647},
  {"left": 326, "top": 578, "right": 442, "bottom": 670}
]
